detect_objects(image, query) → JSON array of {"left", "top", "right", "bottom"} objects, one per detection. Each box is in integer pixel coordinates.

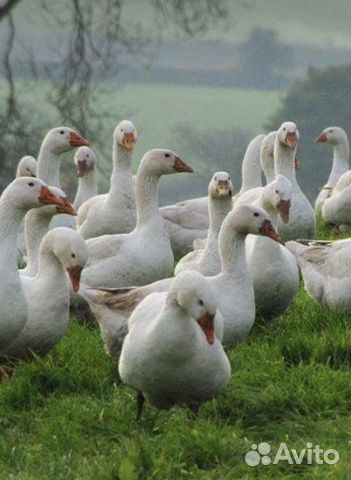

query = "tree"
[
  {"left": 266, "top": 64, "right": 351, "bottom": 201},
  {"left": 236, "top": 26, "right": 293, "bottom": 90},
  {"left": 0, "top": 0, "right": 228, "bottom": 192}
]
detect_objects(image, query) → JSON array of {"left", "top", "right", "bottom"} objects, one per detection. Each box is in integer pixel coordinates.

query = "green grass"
[{"left": 1, "top": 222, "right": 351, "bottom": 479}]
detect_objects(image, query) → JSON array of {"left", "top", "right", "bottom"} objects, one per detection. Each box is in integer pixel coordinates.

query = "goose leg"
[{"left": 136, "top": 391, "right": 145, "bottom": 421}]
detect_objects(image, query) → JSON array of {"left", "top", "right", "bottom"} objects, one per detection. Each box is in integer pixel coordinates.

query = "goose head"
[
  {"left": 209, "top": 171, "right": 233, "bottom": 199},
  {"left": 16, "top": 156, "right": 37, "bottom": 178},
  {"left": 277, "top": 122, "right": 299, "bottom": 149},
  {"left": 42, "top": 228, "right": 88, "bottom": 292},
  {"left": 168, "top": 270, "right": 217, "bottom": 345},
  {"left": 230, "top": 204, "right": 280, "bottom": 240},
  {"left": 2, "top": 177, "right": 67, "bottom": 211},
  {"left": 114, "top": 120, "right": 138, "bottom": 151},
  {"left": 44, "top": 127, "right": 89, "bottom": 154},
  {"left": 140, "top": 149, "right": 193, "bottom": 176},
  {"left": 265, "top": 174, "right": 292, "bottom": 224},
  {"left": 315, "top": 126, "right": 348, "bottom": 146},
  {"left": 74, "top": 146, "right": 96, "bottom": 177}
]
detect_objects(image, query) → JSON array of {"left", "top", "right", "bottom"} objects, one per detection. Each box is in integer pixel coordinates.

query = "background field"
[{"left": 1, "top": 223, "right": 351, "bottom": 479}]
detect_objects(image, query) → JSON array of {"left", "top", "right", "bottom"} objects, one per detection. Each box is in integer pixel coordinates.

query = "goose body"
[
  {"left": 119, "top": 270, "right": 231, "bottom": 411},
  {"left": 4, "top": 228, "right": 88, "bottom": 358},
  {"left": 0, "top": 178, "right": 65, "bottom": 353},
  {"left": 175, "top": 172, "right": 233, "bottom": 276},
  {"left": 322, "top": 170, "right": 351, "bottom": 230},
  {"left": 274, "top": 122, "right": 315, "bottom": 241},
  {"left": 315, "top": 127, "right": 350, "bottom": 216},
  {"left": 77, "top": 121, "right": 137, "bottom": 238},
  {"left": 236, "top": 175, "right": 299, "bottom": 317},
  {"left": 286, "top": 239, "right": 351, "bottom": 311},
  {"left": 81, "top": 149, "right": 193, "bottom": 289}
]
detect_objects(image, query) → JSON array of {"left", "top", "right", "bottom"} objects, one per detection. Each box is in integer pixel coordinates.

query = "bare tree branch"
[{"left": 0, "top": 0, "right": 20, "bottom": 20}]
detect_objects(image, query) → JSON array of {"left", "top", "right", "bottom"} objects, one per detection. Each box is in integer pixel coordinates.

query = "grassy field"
[{"left": 1, "top": 223, "right": 351, "bottom": 479}]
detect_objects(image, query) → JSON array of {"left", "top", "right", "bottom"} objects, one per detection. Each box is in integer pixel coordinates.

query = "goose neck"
[
  {"left": 0, "top": 199, "right": 25, "bottom": 259},
  {"left": 37, "top": 141, "right": 61, "bottom": 187},
  {"left": 108, "top": 144, "right": 134, "bottom": 198},
  {"left": 204, "top": 197, "right": 232, "bottom": 255},
  {"left": 135, "top": 167, "right": 160, "bottom": 227},
  {"left": 74, "top": 170, "right": 97, "bottom": 208},
  {"left": 274, "top": 142, "right": 297, "bottom": 187},
  {"left": 23, "top": 209, "right": 52, "bottom": 276},
  {"left": 219, "top": 223, "right": 248, "bottom": 279},
  {"left": 258, "top": 195, "right": 278, "bottom": 228},
  {"left": 327, "top": 142, "right": 350, "bottom": 186}
]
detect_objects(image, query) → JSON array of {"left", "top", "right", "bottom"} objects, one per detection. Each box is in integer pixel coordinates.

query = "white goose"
[
  {"left": 160, "top": 134, "right": 264, "bottom": 257},
  {"left": 286, "top": 239, "right": 351, "bottom": 311},
  {"left": 77, "top": 120, "right": 137, "bottom": 239},
  {"left": 0, "top": 178, "right": 64, "bottom": 354},
  {"left": 16, "top": 156, "right": 37, "bottom": 178},
  {"left": 4, "top": 228, "right": 88, "bottom": 359},
  {"left": 119, "top": 270, "right": 231, "bottom": 415},
  {"left": 322, "top": 170, "right": 351, "bottom": 230},
  {"left": 274, "top": 121, "right": 315, "bottom": 241},
  {"left": 175, "top": 172, "right": 233, "bottom": 277},
  {"left": 73, "top": 146, "right": 97, "bottom": 210},
  {"left": 237, "top": 175, "right": 299, "bottom": 317},
  {"left": 81, "top": 205, "right": 279, "bottom": 350},
  {"left": 36, "top": 126, "right": 89, "bottom": 230},
  {"left": 81, "top": 149, "right": 193, "bottom": 289},
  {"left": 15, "top": 155, "right": 38, "bottom": 260},
  {"left": 20, "top": 187, "right": 76, "bottom": 278},
  {"left": 315, "top": 127, "right": 349, "bottom": 216}
]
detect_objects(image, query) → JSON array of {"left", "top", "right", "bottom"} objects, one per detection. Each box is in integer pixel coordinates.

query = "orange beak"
[
  {"left": 197, "top": 312, "right": 215, "bottom": 345},
  {"left": 69, "top": 132, "right": 90, "bottom": 147},
  {"left": 174, "top": 156, "right": 193, "bottom": 173},
  {"left": 67, "top": 265, "right": 82, "bottom": 292},
  {"left": 259, "top": 219, "right": 280, "bottom": 241},
  {"left": 122, "top": 132, "right": 136, "bottom": 150},
  {"left": 277, "top": 199, "right": 291, "bottom": 224},
  {"left": 315, "top": 132, "right": 327, "bottom": 143},
  {"left": 216, "top": 180, "right": 232, "bottom": 197},
  {"left": 286, "top": 131, "right": 297, "bottom": 149},
  {"left": 77, "top": 159, "right": 88, "bottom": 177},
  {"left": 56, "top": 197, "right": 76, "bottom": 215},
  {"left": 39, "top": 185, "right": 65, "bottom": 208}
]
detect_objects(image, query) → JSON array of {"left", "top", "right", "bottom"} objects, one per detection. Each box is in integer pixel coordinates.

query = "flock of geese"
[{"left": 0, "top": 120, "right": 350, "bottom": 417}]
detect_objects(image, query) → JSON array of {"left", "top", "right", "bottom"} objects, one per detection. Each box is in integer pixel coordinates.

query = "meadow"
[{"left": 0, "top": 222, "right": 350, "bottom": 480}]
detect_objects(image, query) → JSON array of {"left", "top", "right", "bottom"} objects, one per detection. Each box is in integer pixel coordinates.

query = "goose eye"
[
  {"left": 254, "top": 212, "right": 259, "bottom": 217},
  {"left": 329, "top": 129, "right": 333, "bottom": 133},
  {"left": 214, "top": 177, "right": 217, "bottom": 181},
  {"left": 28, "top": 182, "right": 34, "bottom": 187},
  {"left": 71, "top": 253, "right": 76, "bottom": 259},
  {"left": 275, "top": 189, "right": 279, "bottom": 194},
  {"left": 228, "top": 177, "right": 231, "bottom": 181},
  {"left": 60, "top": 130, "right": 65, "bottom": 135},
  {"left": 165, "top": 153, "right": 170, "bottom": 158},
  {"left": 121, "top": 128, "right": 124, "bottom": 132},
  {"left": 283, "top": 127, "right": 286, "bottom": 131},
  {"left": 199, "top": 300, "right": 204, "bottom": 306}
]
